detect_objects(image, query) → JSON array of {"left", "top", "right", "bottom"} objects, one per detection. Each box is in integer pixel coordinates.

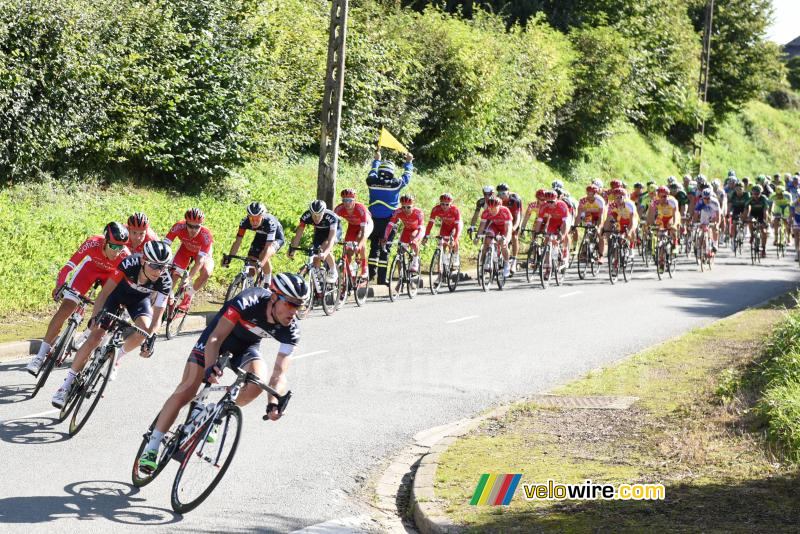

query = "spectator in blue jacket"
[{"left": 367, "top": 149, "right": 414, "bottom": 284}]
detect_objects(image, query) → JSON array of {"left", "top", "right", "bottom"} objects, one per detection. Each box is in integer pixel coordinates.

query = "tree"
[{"left": 787, "top": 57, "right": 800, "bottom": 91}]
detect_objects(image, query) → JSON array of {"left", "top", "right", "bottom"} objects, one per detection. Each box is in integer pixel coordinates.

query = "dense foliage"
[{"left": 0, "top": 0, "right": 789, "bottom": 185}]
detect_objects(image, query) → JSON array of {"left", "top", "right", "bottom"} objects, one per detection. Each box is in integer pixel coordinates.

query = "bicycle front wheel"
[
  {"left": 171, "top": 404, "right": 242, "bottom": 514},
  {"left": 224, "top": 273, "right": 246, "bottom": 302},
  {"left": 388, "top": 256, "right": 403, "bottom": 302},
  {"left": 608, "top": 243, "right": 620, "bottom": 285},
  {"left": 576, "top": 241, "right": 588, "bottom": 280},
  {"left": 539, "top": 248, "right": 552, "bottom": 288},
  {"left": 525, "top": 242, "right": 538, "bottom": 283},
  {"left": 336, "top": 259, "right": 349, "bottom": 309},
  {"left": 321, "top": 275, "right": 339, "bottom": 316},
  {"left": 447, "top": 254, "right": 460, "bottom": 292},
  {"left": 69, "top": 347, "right": 114, "bottom": 436}
]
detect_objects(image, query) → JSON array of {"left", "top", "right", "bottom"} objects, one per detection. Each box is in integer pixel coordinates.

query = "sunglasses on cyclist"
[
  {"left": 186, "top": 223, "right": 201, "bottom": 230},
  {"left": 402, "top": 205, "right": 413, "bottom": 210},
  {"left": 107, "top": 243, "right": 125, "bottom": 251},
  {"left": 277, "top": 294, "right": 303, "bottom": 309},
  {"left": 342, "top": 198, "right": 355, "bottom": 203},
  {"left": 145, "top": 261, "right": 169, "bottom": 271}
]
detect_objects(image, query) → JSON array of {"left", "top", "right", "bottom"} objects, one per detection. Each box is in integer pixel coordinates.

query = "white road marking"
[
  {"left": 445, "top": 315, "right": 479, "bottom": 324},
  {"left": 290, "top": 515, "right": 370, "bottom": 533},
  {"left": 0, "top": 408, "right": 59, "bottom": 426},
  {"left": 293, "top": 350, "right": 329, "bottom": 360},
  {"left": 559, "top": 291, "right": 582, "bottom": 298}
]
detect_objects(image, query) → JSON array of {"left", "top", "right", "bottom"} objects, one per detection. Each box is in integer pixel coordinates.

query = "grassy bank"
[
  {"left": 433, "top": 294, "right": 800, "bottom": 532},
  {"left": 1, "top": 102, "right": 798, "bottom": 322}
]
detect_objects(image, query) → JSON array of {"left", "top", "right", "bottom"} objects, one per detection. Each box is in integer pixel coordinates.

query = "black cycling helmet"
[
  {"left": 309, "top": 200, "right": 326, "bottom": 214},
  {"left": 247, "top": 202, "right": 267, "bottom": 217},
  {"left": 496, "top": 183, "right": 509, "bottom": 193},
  {"left": 142, "top": 240, "right": 172, "bottom": 264},
  {"left": 104, "top": 222, "right": 129, "bottom": 246},
  {"left": 127, "top": 212, "right": 149, "bottom": 231}
]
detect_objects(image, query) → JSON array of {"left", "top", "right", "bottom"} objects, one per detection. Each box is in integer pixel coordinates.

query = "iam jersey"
[
  {"left": 57, "top": 235, "right": 130, "bottom": 288},
  {"left": 501, "top": 194, "right": 522, "bottom": 219},
  {"left": 299, "top": 209, "right": 339, "bottom": 231},
  {"left": 111, "top": 254, "right": 172, "bottom": 307},
  {"left": 237, "top": 214, "right": 285, "bottom": 248},
  {"left": 425, "top": 204, "right": 461, "bottom": 237},
  {"left": 165, "top": 221, "right": 214, "bottom": 257},
  {"left": 216, "top": 287, "right": 300, "bottom": 352}
]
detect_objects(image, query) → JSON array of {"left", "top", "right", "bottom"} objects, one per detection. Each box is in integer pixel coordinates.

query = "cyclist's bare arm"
[
  {"left": 265, "top": 352, "right": 291, "bottom": 421},
  {"left": 469, "top": 208, "right": 481, "bottom": 229},
  {"left": 228, "top": 235, "right": 244, "bottom": 258}
]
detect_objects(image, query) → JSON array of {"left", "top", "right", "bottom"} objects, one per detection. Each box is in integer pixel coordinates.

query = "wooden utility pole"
[
  {"left": 694, "top": 0, "right": 714, "bottom": 174},
  {"left": 317, "top": 0, "right": 348, "bottom": 206}
]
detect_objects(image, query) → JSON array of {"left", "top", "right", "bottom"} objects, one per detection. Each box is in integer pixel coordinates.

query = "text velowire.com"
[{"left": 523, "top": 480, "right": 665, "bottom": 501}]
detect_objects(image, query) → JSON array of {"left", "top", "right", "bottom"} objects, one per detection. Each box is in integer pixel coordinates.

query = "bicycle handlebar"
[
  {"left": 56, "top": 285, "right": 94, "bottom": 305},
  {"left": 213, "top": 351, "right": 292, "bottom": 416},
  {"left": 97, "top": 311, "right": 149, "bottom": 337}
]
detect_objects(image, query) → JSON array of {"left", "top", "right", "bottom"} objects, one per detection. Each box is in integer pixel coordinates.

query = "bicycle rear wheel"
[
  {"left": 131, "top": 408, "right": 186, "bottom": 488},
  {"left": 171, "top": 404, "right": 242, "bottom": 514},
  {"left": 69, "top": 347, "right": 114, "bottom": 436},
  {"left": 429, "top": 249, "right": 442, "bottom": 295}
]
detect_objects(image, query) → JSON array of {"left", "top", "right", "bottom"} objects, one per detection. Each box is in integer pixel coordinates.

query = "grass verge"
[{"left": 434, "top": 293, "right": 800, "bottom": 533}]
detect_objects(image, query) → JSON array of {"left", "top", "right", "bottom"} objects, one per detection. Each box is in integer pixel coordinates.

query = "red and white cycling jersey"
[
  {"left": 126, "top": 227, "right": 160, "bottom": 255},
  {"left": 334, "top": 202, "right": 372, "bottom": 228},
  {"left": 165, "top": 221, "right": 214, "bottom": 257},
  {"left": 57, "top": 235, "right": 130, "bottom": 293},
  {"left": 385, "top": 207, "right": 425, "bottom": 243},
  {"left": 481, "top": 206, "right": 513, "bottom": 236},
  {"left": 537, "top": 200, "right": 570, "bottom": 234},
  {"left": 425, "top": 204, "right": 462, "bottom": 238}
]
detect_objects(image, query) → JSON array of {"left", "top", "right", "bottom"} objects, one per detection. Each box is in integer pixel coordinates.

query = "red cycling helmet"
[
  {"left": 127, "top": 212, "right": 149, "bottom": 231},
  {"left": 486, "top": 195, "right": 501, "bottom": 207},
  {"left": 340, "top": 188, "right": 356, "bottom": 199},
  {"left": 185, "top": 208, "right": 205, "bottom": 224},
  {"left": 400, "top": 194, "right": 414, "bottom": 206},
  {"left": 586, "top": 184, "right": 598, "bottom": 194},
  {"left": 611, "top": 187, "right": 625, "bottom": 197},
  {"left": 535, "top": 188, "right": 546, "bottom": 200},
  {"left": 610, "top": 179, "right": 623, "bottom": 189},
  {"left": 543, "top": 190, "right": 557, "bottom": 201},
  {"left": 656, "top": 186, "right": 669, "bottom": 197},
  {"left": 439, "top": 193, "right": 453, "bottom": 203}
]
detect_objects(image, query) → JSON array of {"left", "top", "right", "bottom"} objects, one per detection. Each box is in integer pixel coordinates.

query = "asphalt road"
[{"left": 0, "top": 246, "right": 797, "bottom": 533}]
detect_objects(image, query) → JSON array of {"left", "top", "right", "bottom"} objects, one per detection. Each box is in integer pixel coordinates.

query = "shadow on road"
[
  {"left": 660, "top": 278, "right": 799, "bottom": 318},
  {"left": 0, "top": 480, "right": 179, "bottom": 526},
  {"left": 0, "top": 382, "right": 34, "bottom": 405},
  {"left": 0, "top": 416, "right": 70, "bottom": 445}
]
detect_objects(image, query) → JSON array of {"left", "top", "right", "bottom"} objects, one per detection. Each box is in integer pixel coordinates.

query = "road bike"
[
  {"left": 476, "top": 234, "right": 507, "bottom": 291},
  {"left": 131, "top": 351, "right": 291, "bottom": 514},
  {"left": 655, "top": 229, "right": 676, "bottom": 280},
  {"left": 428, "top": 235, "right": 460, "bottom": 294},
  {"left": 164, "top": 264, "right": 190, "bottom": 339},
  {"left": 576, "top": 224, "right": 601, "bottom": 280},
  {"left": 387, "top": 242, "right": 421, "bottom": 301},
  {"left": 695, "top": 223, "right": 714, "bottom": 272},
  {"left": 292, "top": 246, "right": 339, "bottom": 317},
  {"left": 336, "top": 241, "right": 369, "bottom": 307},
  {"left": 750, "top": 219, "right": 765, "bottom": 265},
  {"left": 539, "top": 233, "right": 564, "bottom": 289},
  {"left": 606, "top": 224, "right": 634, "bottom": 284},
  {"left": 30, "top": 286, "right": 93, "bottom": 399},
  {"left": 58, "top": 311, "right": 149, "bottom": 436},
  {"left": 222, "top": 255, "right": 263, "bottom": 302}
]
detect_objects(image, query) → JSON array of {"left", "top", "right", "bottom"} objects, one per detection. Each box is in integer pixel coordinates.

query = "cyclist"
[
  {"left": 422, "top": 193, "right": 462, "bottom": 267},
  {"left": 473, "top": 195, "right": 512, "bottom": 278},
  {"left": 771, "top": 186, "right": 792, "bottom": 248},
  {"left": 137, "top": 273, "right": 309, "bottom": 474},
  {"left": 756, "top": 174, "right": 774, "bottom": 197},
  {"left": 496, "top": 183, "right": 523, "bottom": 274},
  {"left": 533, "top": 191, "right": 570, "bottom": 264},
  {"left": 647, "top": 186, "right": 681, "bottom": 248},
  {"left": 288, "top": 200, "right": 341, "bottom": 284},
  {"left": 606, "top": 187, "right": 639, "bottom": 251},
  {"left": 630, "top": 182, "right": 644, "bottom": 206},
  {"left": 165, "top": 208, "right": 214, "bottom": 311},
  {"left": 25, "top": 223, "right": 131, "bottom": 375},
  {"left": 745, "top": 185, "right": 770, "bottom": 258},
  {"left": 381, "top": 194, "right": 425, "bottom": 273},
  {"left": 556, "top": 186, "right": 579, "bottom": 257},
  {"left": 50, "top": 241, "right": 172, "bottom": 406},
  {"left": 222, "top": 202, "right": 285, "bottom": 289},
  {"left": 727, "top": 182, "right": 750, "bottom": 248},
  {"left": 520, "top": 189, "right": 546, "bottom": 234},
  {"left": 468, "top": 186, "right": 495, "bottom": 236},
  {"left": 692, "top": 189, "right": 721, "bottom": 253},
  {"left": 791, "top": 193, "right": 800, "bottom": 260},
  {"left": 366, "top": 150, "right": 414, "bottom": 284},
  {"left": 126, "top": 213, "right": 159, "bottom": 254},
  {"left": 789, "top": 175, "right": 800, "bottom": 199},
  {"left": 334, "top": 188, "right": 374, "bottom": 283}
]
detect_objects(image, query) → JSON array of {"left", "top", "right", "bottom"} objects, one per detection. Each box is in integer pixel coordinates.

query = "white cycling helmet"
[
  {"left": 271, "top": 273, "right": 310, "bottom": 305},
  {"left": 247, "top": 202, "right": 267, "bottom": 216},
  {"left": 143, "top": 240, "right": 172, "bottom": 264}
]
